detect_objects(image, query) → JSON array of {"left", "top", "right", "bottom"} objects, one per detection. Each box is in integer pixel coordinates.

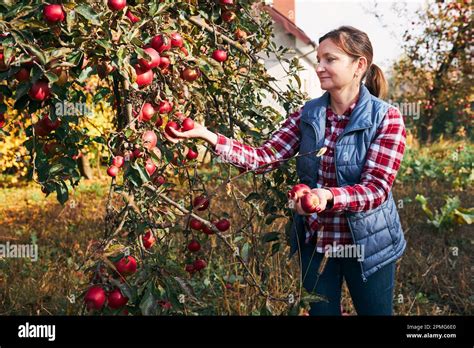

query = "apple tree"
[{"left": 0, "top": 0, "right": 313, "bottom": 315}]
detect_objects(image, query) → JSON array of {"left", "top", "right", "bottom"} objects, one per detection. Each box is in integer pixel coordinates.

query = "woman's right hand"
[{"left": 164, "top": 121, "right": 218, "bottom": 147}]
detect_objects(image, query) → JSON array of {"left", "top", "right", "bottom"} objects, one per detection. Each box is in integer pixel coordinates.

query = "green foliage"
[{"left": 415, "top": 194, "right": 473, "bottom": 231}]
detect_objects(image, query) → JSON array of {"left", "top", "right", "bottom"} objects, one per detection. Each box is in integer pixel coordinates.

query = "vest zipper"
[
  {"left": 333, "top": 138, "right": 368, "bottom": 283},
  {"left": 303, "top": 118, "right": 367, "bottom": 281}
]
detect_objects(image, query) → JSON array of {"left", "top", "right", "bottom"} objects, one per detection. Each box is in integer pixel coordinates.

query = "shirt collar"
[{"left": 327, "top": 95, "right": 359, "bottom": 121}]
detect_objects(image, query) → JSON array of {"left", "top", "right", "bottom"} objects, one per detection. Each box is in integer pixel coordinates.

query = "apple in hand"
[
  {"left": 300, "top": 192, "right": 320, "bottom": 214},
  {"left": 288, "top": 184, "right": 311, "bottom": 201}
]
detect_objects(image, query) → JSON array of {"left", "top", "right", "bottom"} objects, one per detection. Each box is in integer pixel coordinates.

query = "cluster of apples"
[
  {"left": 106, "top": 108, "right": 198, "bottom": 178},
  {"left": 181, "top": 195, "right": 231, "bottom": 275},
  {"left": 84, "top": 254, "right": 138, "bottom": 311},
  {"left": 219, "top": 0, "right": 237, "bottom": 23},
  {"left": 287, "top": 184, "right": 320, "bottom": 214}
]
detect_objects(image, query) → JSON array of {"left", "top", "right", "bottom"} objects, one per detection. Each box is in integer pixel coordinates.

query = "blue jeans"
[{"left": 300, "top": 242, "right": 396, "bottom": 316}]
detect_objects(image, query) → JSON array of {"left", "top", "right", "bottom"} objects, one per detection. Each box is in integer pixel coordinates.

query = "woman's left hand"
[{"left": 292, "top": 188, "right": 334, "bottom": 215}]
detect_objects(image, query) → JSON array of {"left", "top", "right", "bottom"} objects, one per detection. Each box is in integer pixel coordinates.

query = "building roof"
[{"left": 264, "top": 5, "right": 317, "bottom": 47}]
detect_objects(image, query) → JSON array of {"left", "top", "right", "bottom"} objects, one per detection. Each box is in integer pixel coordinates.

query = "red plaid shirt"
[{"left": 212, "top": 98, "right": 406, "bottom": 253}]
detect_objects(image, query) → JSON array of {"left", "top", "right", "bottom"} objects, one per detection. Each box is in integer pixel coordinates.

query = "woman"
[{"left": 166, "top": 26, "right": 407, "bottom": 316}]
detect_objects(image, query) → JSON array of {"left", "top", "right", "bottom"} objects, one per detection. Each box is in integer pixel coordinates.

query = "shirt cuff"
[
  {"left": 325, "top": 187, "right": 347, "bottom": 212},
  {"left": 213, "top": 133, "right": 232, "bottom": 154}
]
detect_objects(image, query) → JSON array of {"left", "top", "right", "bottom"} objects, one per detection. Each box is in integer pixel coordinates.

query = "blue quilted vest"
[{"left": 289, "top": 85, "right": 406, "bottom": 281}]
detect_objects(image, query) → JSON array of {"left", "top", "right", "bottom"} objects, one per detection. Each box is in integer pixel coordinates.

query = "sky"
[{"left": 295, "top": 0, "right": 427, "bottom": 75}]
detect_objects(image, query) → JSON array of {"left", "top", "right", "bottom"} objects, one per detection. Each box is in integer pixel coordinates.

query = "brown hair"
[{"left": 318, "top": 26, "right": 388, "bottom": 99}]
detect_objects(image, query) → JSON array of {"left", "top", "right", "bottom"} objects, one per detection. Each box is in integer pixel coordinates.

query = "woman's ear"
[{"left": 355, "top": 56, "right": 368, "bottom": 78}]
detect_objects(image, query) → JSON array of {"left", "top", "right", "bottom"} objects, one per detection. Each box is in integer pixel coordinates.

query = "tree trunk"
[{"left": 78, "top": 154, "right": 93, "bottom": 179}]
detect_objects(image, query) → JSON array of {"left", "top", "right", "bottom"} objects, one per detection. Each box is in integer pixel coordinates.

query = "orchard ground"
[{"left": 0, "top": 140, "right": 472, "bottom": 316}]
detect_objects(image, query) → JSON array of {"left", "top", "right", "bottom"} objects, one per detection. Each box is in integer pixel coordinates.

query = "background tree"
[{"left": 389, "top": 0, "right": 472, "bottom": 143}]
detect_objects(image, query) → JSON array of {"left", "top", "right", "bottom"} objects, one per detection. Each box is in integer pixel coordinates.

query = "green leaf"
[
  {"left": 45, "top": 72, "right": 58, "bottom": 84},
  {"left": 415, "top": 194, "right": 434, "bottom": 220},
  {"left": 262, "top": 231, "right": 279, "bottom": 243},
  {"left": 139, "top": 286, "right": 157, "bottom": 315},
  {"left": 245, "top": 192, "right": 261, "bottom": 202},
  {"left": 55, "top": 180, "right": 69, "bottom": 205},
  {"left": 454, "top": 208, "right": 474, "bottom": 225},
  {"left": 49, "top": 163, "right": 65, "bottom": 175},
  {"left": 26, "top": 44, "right": 47, "bottom": 66},
  {"left": 241, "top": 242, "right": 250, "bottom": 263},
  {"left": 96, "top": 39, "right": 112, "bottom": 51},
  {"left": 75, "top": 4, "right": 100, "bottom": 25},
  {"left": 77, "top": 66, "right": 94, "bottom": 83},
  {"left": 271, "top": 242, "right": 280, "bottom": 255}
]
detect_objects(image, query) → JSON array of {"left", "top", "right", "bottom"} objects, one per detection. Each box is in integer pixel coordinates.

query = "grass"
[{"left": 0, "top": 159, "right": 472, "bottom": 315}]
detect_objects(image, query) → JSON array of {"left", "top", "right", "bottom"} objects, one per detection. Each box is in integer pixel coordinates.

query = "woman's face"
[{"left": 316, "top": 38, "right": 364, "bottom": 92}]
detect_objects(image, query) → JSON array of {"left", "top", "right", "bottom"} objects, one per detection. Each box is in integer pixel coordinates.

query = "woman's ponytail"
[{"left": 364, "top": 63, "right": 388, "bottom": 100}]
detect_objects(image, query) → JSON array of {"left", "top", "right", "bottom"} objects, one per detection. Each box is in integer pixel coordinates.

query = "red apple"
[
  {"left": 52, "top": 67, "right": 69, "bottom": 86},
  {"left": 107, "top": 165, "right": 119, "bottom": 177},
  {"left": 114, "top": 255, "right": 137, "bottom": 276},
  {"left": 212, "top": 49, "right": 228, "bottom": 62},
  {"left": 219, "top": 0, "right": 234, "bottom": 5},
  {"left": 187, "top": 240, "right": 201, "bottom": 252},
  {"left": 84, "top": 286, "right": 106, "bottom": 311},
  {"left": 288, "top": 183, "right": 311, "bottom": 200},
  {"left": 42, "top": 115, "right": 61, "bottom": 131},
  {"left": 158, "top": 56, "right": 170, "bottom": 70},
  {"left": 170, "top": 32, "right": 184, "bottom": 47},
  {"left": 151, "top": 34, "right": 171, "bottom": 54},
  {"left": 153, "top": 175, "right": 166, "bottom": 187},
  {"left": 165, "top": 121, "right": 179, "bottom": 137},
  {"left": 181, "top": 117, "right": 194, "bottom": 131},
  {"left": 125, "top": 10, "right": 139, "bottom": 23},
  {"left": 222, "top": 10, "right": 236, "bottom": 22},
  {"left": 97, "top": 60, "right": 115, "bottom": 79},
  {"left": 33, "top": 121, "right": 50, "bottom": 137},
  {"left": 214, "top": 218, "right": 230, "bottom": 232},
  {"left": 108, "top": 288, "right": 129, "bottom": 309},
  {"left": 43, "top": 4, "right": 65, "bottom": 23},
  {"left": 0, "top": 114, "right": 5, "bottom": 128},
  {"left": 0, "top": 51, "right": 14, "bottom": 71},
  {"left": 201, "top": 225, "right": 214, "bottom": 235},
  {"left": 181, "top": 68, "right": 200, "bottom": 82},
  {"left": 300, "top": 192, "right": 320, "bottom": 214},
  {"left": 142, "top": 130, "right": 157, "bottom": 150},
  {"left": 193, "top": 195, "right": 209, "bottom": 211},
  {"left": 186, "top": 148, "right": 198, "bottom": 160},
  {"left": 133, "top": 147, "right": 144, "bottom": 158},
  {"left": 155, "top": 117, "right": 163, "bottom": 127},
  {"left": 158, "top": 100, "right": 173, "bottom": 114},
  {"left": 189, "top": 218, "right": 203, "bottom": 230},
  {"left": 139, "top": 103, "right": 156, "bottom": 122},
  {"left": 145, "top": 158, "right": 156, "bottom": 176},
  {"left": 29, "top": 80, "right": 50, "bottom": 101},
  {"left": 138, "top": 47, "right": 160, "bottom": 70},
  {"left": 193, "top": 259, "right": 207, "bottom": 271},
  {"left": 185, "top": 264, "right": 195, "bottom": 274},
  {"left": 15, "top": 67, "right": 30, "bottom": 82},
  {"left": 108, "top": 0, "right": 127, "bottom": 11},
  {"left": 235, "top": 28, "right": 248, "bottom": 41},
  {"left": 180, "top": 46, "right": 189, "bottom": 56},
  {"left": 142, "top": 230, "right": 155, "bottom": 249},
  {"left": 134, "top": 64, "right": 154, "bottom": 87},
  {"left": 112, "top": 156, "right": 124, "bottom": 168}
]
